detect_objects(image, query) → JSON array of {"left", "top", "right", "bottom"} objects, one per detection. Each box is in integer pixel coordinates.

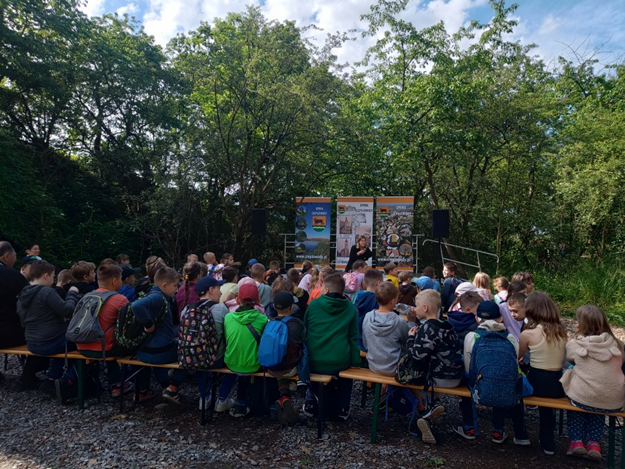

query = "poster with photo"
[
  {"left": 294, "top": 197, "right": 332, "bottom": 268},
  {"left": 335, "top": 197, "right": 374, "bottom": 270},
  {"left": 376, "top": 196, "right": 414, "bottom": 271}
]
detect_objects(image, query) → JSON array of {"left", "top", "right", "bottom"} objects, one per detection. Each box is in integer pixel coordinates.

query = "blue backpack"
[
  {"left": 258, "top": 317, "right": 292, "bottom": 367},
  {"left": 468, "top": 330, "right": 522, "bottom": 409}
]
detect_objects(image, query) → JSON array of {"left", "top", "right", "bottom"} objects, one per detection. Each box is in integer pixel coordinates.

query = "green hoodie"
[
  {"left": 305, "top": 294, "right": 360, "bottom": 372},
  {"left": 224, "top": 305, "right": 268, "bottom": 373}
]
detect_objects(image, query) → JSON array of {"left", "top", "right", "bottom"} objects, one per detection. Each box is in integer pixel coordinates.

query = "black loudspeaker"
[
  {"left": 251, "top": 209, "right": 266, "bottom": 236},
  {"left": 432, "top": 209, "right": 450, "bottom": 239}
]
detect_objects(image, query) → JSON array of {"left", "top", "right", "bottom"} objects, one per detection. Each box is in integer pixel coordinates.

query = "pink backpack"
[{"left": 343, "top": 272, "right": 359, "bottom": 293}]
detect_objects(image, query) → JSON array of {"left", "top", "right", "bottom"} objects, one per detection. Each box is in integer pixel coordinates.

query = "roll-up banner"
[
  {"left": 335, "top": 197, "right": 374, "bottom": 270},
  {"left": 376, "top": 196, "right": 415, "bottom": 271},
  {"left": 294, "top": 197, "right": 332, "bottom": 268}
]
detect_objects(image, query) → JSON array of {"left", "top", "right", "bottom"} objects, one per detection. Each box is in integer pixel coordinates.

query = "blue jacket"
[
  {"left": 131, "top": 286, "right": 176, "bottom": 351},
  {"left": 447, "top": 310, "right": 479, "bottom": 349},
  {"left": 442, "top": 276, "right": 463, "bottom": 312},
  {"left": 118, "top": 285, "right": 136, "bottom": 302},
  {"left": 354, "top": 291, "right": 379, "bottom": 352}
]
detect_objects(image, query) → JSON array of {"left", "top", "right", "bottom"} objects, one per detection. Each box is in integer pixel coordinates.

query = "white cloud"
[
  {"left": 116, "top": 3, "right": 139, "bottom": 16},
  {"left": 80, "top": 0, "right": 106, "bottom": 17}
]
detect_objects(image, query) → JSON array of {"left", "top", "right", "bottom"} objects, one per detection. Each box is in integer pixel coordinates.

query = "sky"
[{"left": 79, "top": 0, "right": 625, "bottom": 70}]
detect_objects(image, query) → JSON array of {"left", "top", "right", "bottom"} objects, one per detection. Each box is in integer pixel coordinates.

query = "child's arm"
[
  {"left": 463, "top": 332, "right": 475, "bottom": 372},
  {"left": 518, "top": 330, "right": 530, "bottom": 361},
  {"left": 407, "top": 324, "right": 435, "bottom": 364},
  {"left": 399, "top": 320, "right": 410, "bottom": 346},
  {"left": 132, "top": 293, "right": 164, "bottom": 332},
  {"left": 47, "top": 287, "right": 79, "bottom": 319}
]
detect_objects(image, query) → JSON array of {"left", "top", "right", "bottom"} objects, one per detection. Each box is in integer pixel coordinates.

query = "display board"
[
  {"left": 294, "top": 197, "right": 332, "bottom": 268},
  {"left": 375, "top": 196, "right": 415, "bottom": 271},
  {"left": 335, "top": 197, "right": 374, "bottom": 270}
]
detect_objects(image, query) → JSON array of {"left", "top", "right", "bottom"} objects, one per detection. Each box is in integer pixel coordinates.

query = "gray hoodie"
[
  {"left": 16, "top": 285, "right": 78, "bottom": 345},
  {"left": 362, "top": 310, "right": 410, "bottom": 376}
]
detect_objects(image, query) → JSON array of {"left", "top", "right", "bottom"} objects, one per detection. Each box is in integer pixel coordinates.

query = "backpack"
[
  {"left": 343, "top": 272, "right": 359, "bottom": 293},
  {"left": 468, "top": 330, "right": 522, "bottom": 408},
  {"left": 178, "top": 300, "right": 219, "bottom": 370},
  {"left": 386, "top": 385, "right": 419, "bottom": 416},
  {"left": 258, "top": 317, "right": 292, "bottom": 368},
  {"left": 66, "top": 291, "right": 118, "bottom": 349},
  {"left": 114, "top": 292, "right": 168, "bottom": 351}
]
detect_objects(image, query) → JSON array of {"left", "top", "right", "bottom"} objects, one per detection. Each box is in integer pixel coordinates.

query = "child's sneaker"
[
  {"left": 215, "top": 397, "right": 236, "bottom": 413},
  {"left": 337, "top": 407, "right": 350, "bottom": 422},
  {"left": 421, "top": 403, "right": 445, "bottom": 421},
  {"left": 492, "top": 431, "right": 508, "bottom": 444},
  {"left": 162, "top": 387, "right": 183, "bottom": 405},
  {"left": 513, "top": 437, "right": 531, "bottom": 446},
  {"left": 567, "top": 441, "right": 587, "bottom": 456},
  {"left": 453, "top": 425, "right": 476, "bottom": 440},
  {"left": 198, "top": 393, "right": 212, "bottom": 410},
  {"left": 302, "top": 401, "right": 316, "bottom": 418},
  {"left": 586, "top": 441, "right": 601, "bottom": 460},
  {"left": 275, "top": 396, "right": 299, "bottom": 427},
  {"left": 135, "top": 389, "right": 157, "bottom": 403},
  {"left": 230, "top": 402, "right": 250, "bottom": 418},
  {"left": 417, "top": 418, "right": 437, "bottom": 444},
  {"left": 111, "top": 382, "right": 133, "bottom": 398}
]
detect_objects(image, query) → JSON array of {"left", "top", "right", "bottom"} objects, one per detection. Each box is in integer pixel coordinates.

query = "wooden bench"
[
  {"left": 340, "top": 367, "right": 625, "bottom": 469},
  {"left": 0, "top": 345, "right": 117, "bottom": 410},
  {"left": 117, "top": 357, "right": 333, "bottom": 438}
]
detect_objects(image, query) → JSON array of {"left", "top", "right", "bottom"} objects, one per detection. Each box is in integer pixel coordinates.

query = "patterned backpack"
[
  {"left": 343, "top": 272, "right": 359, "bottom": 293},
  {"left": 178, "top": 300, "right": 220, "bottom": 370}
]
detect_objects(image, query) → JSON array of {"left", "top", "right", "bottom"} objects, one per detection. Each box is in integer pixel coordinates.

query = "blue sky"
[{"left": 81, "top": 0, "right": 625, "bottom": 70}]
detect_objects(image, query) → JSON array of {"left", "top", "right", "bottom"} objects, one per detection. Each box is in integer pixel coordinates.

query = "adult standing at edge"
[{"left": 345, "top": 235, "right": 373, "bottom": 272}]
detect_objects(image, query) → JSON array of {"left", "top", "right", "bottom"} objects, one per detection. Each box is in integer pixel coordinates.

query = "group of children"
[{"left": 4, "top": 241, "right": 624, "bottom": 460}]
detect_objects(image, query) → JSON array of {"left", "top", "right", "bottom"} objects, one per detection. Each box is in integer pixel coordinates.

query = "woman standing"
[{"left": 345, "top": 235, "right": 373, "bottom": 272}]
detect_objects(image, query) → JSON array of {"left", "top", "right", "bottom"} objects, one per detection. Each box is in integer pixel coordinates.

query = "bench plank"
[{"left": 0, "top": 345, "right": 117, "bottom": 361}]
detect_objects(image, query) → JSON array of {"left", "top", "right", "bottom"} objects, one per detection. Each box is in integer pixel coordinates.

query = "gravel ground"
[{"left": 0, "top": 321, "right": 621, "bottom": 469}]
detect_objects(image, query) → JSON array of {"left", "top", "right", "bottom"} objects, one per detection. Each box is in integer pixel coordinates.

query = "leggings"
[
  {"left": 567, "top": 399, "right": 620, "bottom": 443},
  {"left": 527, "top": 367, "right": 564, "bottom": 452}
]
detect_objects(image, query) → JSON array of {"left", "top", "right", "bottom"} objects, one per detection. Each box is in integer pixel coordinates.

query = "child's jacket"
[
  {"left": 132, "top": 286, "right": 176, "bottom": 352},
  {"left": 224, "top": 305, "right": 268, "bottom": 373}
]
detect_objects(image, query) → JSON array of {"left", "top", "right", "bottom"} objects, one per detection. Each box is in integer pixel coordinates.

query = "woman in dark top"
[{"left": 345, "top": 235, "right": 373, "bottom": 272}]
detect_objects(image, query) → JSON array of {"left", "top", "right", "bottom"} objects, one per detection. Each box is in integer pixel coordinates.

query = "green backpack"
[{"left": 115, "top": 293, "right": 168, "bottom": 351}]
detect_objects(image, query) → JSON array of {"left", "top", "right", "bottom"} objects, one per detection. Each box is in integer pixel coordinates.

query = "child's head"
[
  {"left": 375, "top": 282, "right": 399, "bottom": 309},
  {"left": 221, "top": 253, "right": 234, "bottom": 265},
  {"left": 250, "top": 263, "right": 265, "bottom": 281},
  {"left": 512, "top": 271, "right": 534, "bottom": 293},
  {"left": 507, "top": 280, "right": 527, "bottom": 296},
  {"left": 473, "top": 272, "right": 491, "bottom": 291},
  {"left": 492, "top": 276, "right": 509, "bottom": 292},
  {"left": 116, "top": 253, "right": 130, "bottom": 265},
  {"left": 287, "top": 268, "right": 301, "bottom": 284},
  {"left": 198, "top": 262, "right": 209, "bottom": 278},
  {"left": 414, "top": 290, "right": 441, "bottom": 320},
  {"left": 383, "top": 262, "right": 398, "bottom": 277},
  {"left": 363, "top": 268, "right": 384, "bottom": 291},
  {"left": 398, "top": 271, "right": 412, "bottom": 284},
  {"left": 301, "top": 260, "right": 313, "bottom": 274},
  {"left": 271, "top": 277, "right": 294, "bottom": 297},
  {"left": 97, "top": 263, "right": 123, "bottom": 291},
  {"left": 237, "top": 283, "right": 260, "bottom": 307},
  {"left": 186, "top": 253, "right": 199, "bottom": 263},
  {"left": 195, "top": 276, "right": 223, "bottom": 302},
  {"left": 154, "top": 266, "right": 179, "bottom": 298},
  {"left": 203, "top": 252, "right": 217, "bottom": 265},
  {"left": 183, "top": 262, "right": 202, "bottom": 283},
  {"left": 25, "top": 243, "right": 40, "bottom": 257},
  {"left": 476, "top": 301, "right": 502, "bottom": 323},
  {"left": 352, "top": 260, "right": 367, "bottom": 273},
  {"left": 422, "top": 266, "right": 436, "bottom": 279},
  {"left": 71, "top": 261, "right": 96, "bottom": 283},
  {"left": 145, "top": 256, "right": 165, "bottom": 283},
  {"left": 121, "top": 265, "right": 140, "bottom": 286},
  {"left": 56, "top": 269, "right": 75, "bottom": 287},
  {"left": 99, "top": 258, "right": 118, "bottom": 266},
  {"left": 524, "top": 291, "right": 567, "bottom": 344},
  {"left": 222, "top": 266, "right": 239, "bottom": 284},
  {"left": 575, "top": 304, "right": 618, "bottom": 341},
  {"left": 459, "top": 291, "right": 482, "bottom": 314},
  {"left": 29, "top": 260, "right": 55, "bottom": 287},
  {"left": 269, "top": 260, "right": 280, "bottom": 271},
  {"left": 273, "top": 291, "right": 295, "bottom": 316},
  {"left": 20, "top": 256, "right": 41, "bottom": 281},
  {"left": 507, "top": 293, "right": 527, "bottom": 321},
  {"left": 442, "top": 262, "right": 457, "bottom": 278},
  {"left": 322, "top": 273, "right": 345, "bottom": 294}
]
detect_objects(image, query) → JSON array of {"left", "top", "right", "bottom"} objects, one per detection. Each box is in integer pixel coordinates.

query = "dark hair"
[
  {"left": 352, "top": 260, "right": 367, "bottom": 271},
  {"left": 398, "top": 271, "right": 412, "bottom": 283},
  {"left": 0, "top": 241, "right": 14, "bottom": 258},
  {"left": 146, "top": 256, "right": 165, "bottom": 283},
  {"left": 508, "top": 292, "right": 527, "bottom": 308},
  {"left": 422, "top": 266, "right": 435, "bottom": 277},
  {"left": 154, "top": 266, "right": 179, "bottom": 284},
  {"left": 71, "top": 261, "right": 96, "bottom": 281},
  {"left": 116, "top": 253, "right": 129, "bottom": 264},
  {"left": 222, "top": 266, "right": 238, "bottom": 283},
  {"left": 363, "top": 268, "right": 383, "bottom": 288},
  {"left": 97, "top": 264, "right": 122, "bottom": 284},
  {"left": 301, "top": 260, "right": 313, "bottom": 274},
  {"left": 323, "top": 273, "right": 345, "bottom": 293},
  {"left": 375, "top": 282, "right": 399, "bottom": 305},
  {"left": 269, "top": 260, "right": 280, "bottom": 269},
  {"left": 512, "top": 271, "right": 534, "bottom": 285},
  {"left": 507, "top": 280, "right": 527, "bottom": 296},
  {"left": 183, "top": 262, "right": 202, "bottom": 305},
  {"left": 383, "top": 262, "right": 397, "bottom": 274},
  {"left": 443, "top": 262, "right": 457, "bottom": 273},
  {"left": 29, "top": 260, "right": 55, "bottom": 279},
  {"left": 220, "top": 253, "right": 233, "bottom": 264},
  {"left": 287, "top": 268, "right": 301, "bottom": 284},
  {"left": 271, "top": 277, "right": 294, "bottom": 297},
  {"left": 99, "top": 258, "right": 118, "bottom": 266}
]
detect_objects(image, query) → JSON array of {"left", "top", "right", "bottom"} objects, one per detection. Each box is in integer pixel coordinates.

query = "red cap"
[{"left": 237, "top": 283, "right": 260, "bottom": 305}]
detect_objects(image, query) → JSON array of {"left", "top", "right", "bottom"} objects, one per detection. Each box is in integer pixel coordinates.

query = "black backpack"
[{"left": 115, "top": 292, "right": 168, "bottom": 351}]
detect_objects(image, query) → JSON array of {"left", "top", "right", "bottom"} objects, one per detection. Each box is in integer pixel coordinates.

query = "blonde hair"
[
  {"left": 416, "top": 289, "right": 441, "bottom": 313},
  {"left": 493, "top": 276, "right": 509, "bottom": 290},
  {"left": 473, "top": 272, "right": 491, "bottom": 290},
  {"left": 575, "top": 304, "right": 623, "bottom": 348},
  {"left": 524, "top": 291, "right": 567, "bottom": 344},
  {"left": 310, "top": 266, "right": 334, "bottom": 290}
]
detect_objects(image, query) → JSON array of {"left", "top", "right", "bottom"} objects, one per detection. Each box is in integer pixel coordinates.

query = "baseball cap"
[
  {"left": 248, "top": 258, "right": 259, "bottom": 266},
  {"left": 21, "top": 255, "right": 42, "bottom": 265},
  {"left": 477, "top": 301, "right": 501, "bottom": 320},
  {"left": 195, "top": 276, "right": 224, "bottom": 294},
  {"left": 121, "top": 265, "right": 141, "bottom": 281},
  {"left": 273, "top": 291, "right": 294, "bottom": 310},
  {"left": 416, "top": 276, "right": 434, "bottom": 290},
  {"left": 237, "top": 283, "right": 260, "bottom": 305},
  {"left": 454, "top": 281, "right": 478, "bottom": 298}
]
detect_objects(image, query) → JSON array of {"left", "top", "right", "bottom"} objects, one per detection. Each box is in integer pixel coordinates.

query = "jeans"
[
  {"left": 138, "top": 345, "right": 187, "bottom": 390},
  {"left": 528, "top": 367, "right": 564, "bottom": 452},
  {"left": 28, "top": 335, "right": 77, "bottom": 382},
  {"left": 567, "top": 399, "right": 620, "bottom": 443}
]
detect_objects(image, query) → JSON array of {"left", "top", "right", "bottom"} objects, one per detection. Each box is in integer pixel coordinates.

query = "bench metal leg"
[
  {"left": 558, "top": 409, "right": 564, "bottom": 436},
  {"left": 120, "top": 364, "right": 127, "bottom": 414},
  {"left": 621, "top": 420, "right": 625, "bottom": 469},
  {"left": 317, "top": 384, "right": 326, "bottom": 439},
  {"left": 77, "top": 360, "right": 84, "bottom": 411},
  {"left": 4, "top": 354, "right": 7, "bottom": 371},
  {"left": 371, "top": 383, "right": 381, "bottom": 444},
  {"left": 609, "top": 416, "right": 616, "bottom": 469}
]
